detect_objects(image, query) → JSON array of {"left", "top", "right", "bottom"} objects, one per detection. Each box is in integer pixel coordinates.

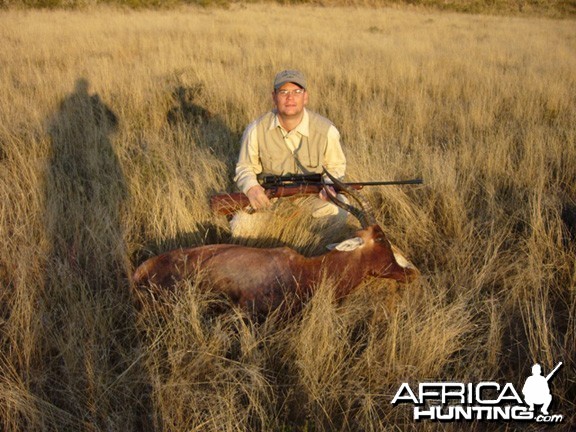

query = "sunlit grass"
[{"left": 0, "top": 4, "right": 574, "bottom": 430}]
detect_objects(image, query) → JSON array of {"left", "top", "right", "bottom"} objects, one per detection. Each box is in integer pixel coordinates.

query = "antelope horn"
[
  {"left": 322, "top": 181, "right": 370, "bottom": 228},
  {"left": 322, "top": 168, "right": 377, "bottom": 228}
]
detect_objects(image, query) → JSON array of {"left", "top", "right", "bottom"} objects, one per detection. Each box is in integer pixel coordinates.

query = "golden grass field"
[{"left": 0, "top": 4, "right": 575, "bottom": 431}]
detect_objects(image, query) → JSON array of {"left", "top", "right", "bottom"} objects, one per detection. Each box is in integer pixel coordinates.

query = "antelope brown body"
[{"left": 132, "top": 169, "right": 419, "bottom": 315}]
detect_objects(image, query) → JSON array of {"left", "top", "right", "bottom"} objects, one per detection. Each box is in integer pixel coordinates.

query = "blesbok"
[{"left": 132, "top": 170, "right": 418, "bottom": 315}]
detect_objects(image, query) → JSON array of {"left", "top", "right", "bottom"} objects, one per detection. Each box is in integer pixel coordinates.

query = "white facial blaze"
[{"left": 391, "top": 245, "right": 416, "bottom": 269}]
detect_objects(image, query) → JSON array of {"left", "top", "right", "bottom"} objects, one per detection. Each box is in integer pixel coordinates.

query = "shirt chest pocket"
[
  {"left": 261, "top": 140, "right": 296, "bottom": 174},
  {"left": 295, "top": 137, "right": 320, "bottom": 170}
]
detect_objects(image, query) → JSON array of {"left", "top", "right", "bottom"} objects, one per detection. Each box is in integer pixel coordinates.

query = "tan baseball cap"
[{"left": 273, "top": 70, "right": 307, "bottom": 90}]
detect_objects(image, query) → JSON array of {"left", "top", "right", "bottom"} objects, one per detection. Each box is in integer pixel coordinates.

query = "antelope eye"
[{"left": 374, "top": 236, "right": 385, "bottom": 243}]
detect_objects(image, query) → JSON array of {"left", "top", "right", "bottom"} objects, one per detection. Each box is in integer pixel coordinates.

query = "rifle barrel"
[
  {"left": 345, "top": 179, "right": 424, "bottom": 187},
  {"left": 260, "top": 173, "right": 423, "bottom": 187}
]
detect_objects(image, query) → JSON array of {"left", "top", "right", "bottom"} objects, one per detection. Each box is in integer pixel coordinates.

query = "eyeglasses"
[{"left": 276, "top": 88, "right": 306, "bottom": 97}]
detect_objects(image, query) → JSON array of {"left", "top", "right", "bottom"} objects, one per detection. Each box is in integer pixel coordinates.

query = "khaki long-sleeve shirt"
[{"left": 234, "top": 108, "right": 346, "bottom": 194}]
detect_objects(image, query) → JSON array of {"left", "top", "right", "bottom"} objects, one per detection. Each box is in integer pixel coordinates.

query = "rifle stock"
[
  {"left": 210, "top": 178, "right": 423, "bottom": 216},
  {"left": 210, "top": 184, "right": 345, "bottom": 216}
]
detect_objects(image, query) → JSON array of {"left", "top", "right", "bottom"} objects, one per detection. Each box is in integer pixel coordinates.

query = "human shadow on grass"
[
  {"left": 45, "top": 78, "right": 154, "bottom": 431},
  {"left": 166, "top": 83, "right": 242, "bottom": 183}
]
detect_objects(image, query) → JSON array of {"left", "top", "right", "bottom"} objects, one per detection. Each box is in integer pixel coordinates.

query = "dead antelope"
[{"left": 132, "top": 170, "right": 418, "bottom": 315}]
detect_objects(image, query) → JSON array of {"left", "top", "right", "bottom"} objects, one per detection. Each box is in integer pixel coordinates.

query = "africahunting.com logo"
[{"left": 391, "top": 362, "right": 564, "bottom": 424}]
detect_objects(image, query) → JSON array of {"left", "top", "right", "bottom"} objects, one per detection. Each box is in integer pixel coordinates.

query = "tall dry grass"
[{"left": 0, "top": 4, "right": 575, "bottom": 431}]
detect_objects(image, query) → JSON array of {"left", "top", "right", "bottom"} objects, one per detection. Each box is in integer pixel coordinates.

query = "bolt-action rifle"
[{"left": 210, "top": 173, "right": 423, "bottom": 216}]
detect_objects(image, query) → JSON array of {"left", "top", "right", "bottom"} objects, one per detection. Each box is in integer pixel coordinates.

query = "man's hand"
[
  {"left": 246, "top": 185, "right": 271, "bottom": 210},
  {"left": 319, "top": 185, "right": 337, "bottom": 202}
]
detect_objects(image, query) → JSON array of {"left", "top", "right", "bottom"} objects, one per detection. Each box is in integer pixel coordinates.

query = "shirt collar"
[{"left": 269, "top": 108, "right": 310, "bottom": 137}]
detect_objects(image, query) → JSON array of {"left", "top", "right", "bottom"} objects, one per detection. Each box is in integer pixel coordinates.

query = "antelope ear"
[{"left": 326, "top": 237, "right": 364, "bottom": 251}]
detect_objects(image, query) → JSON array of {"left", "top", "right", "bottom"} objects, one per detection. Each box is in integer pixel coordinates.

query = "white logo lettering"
[{"left": 391, "top": 362, "right": 564, "bottom": 424}]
